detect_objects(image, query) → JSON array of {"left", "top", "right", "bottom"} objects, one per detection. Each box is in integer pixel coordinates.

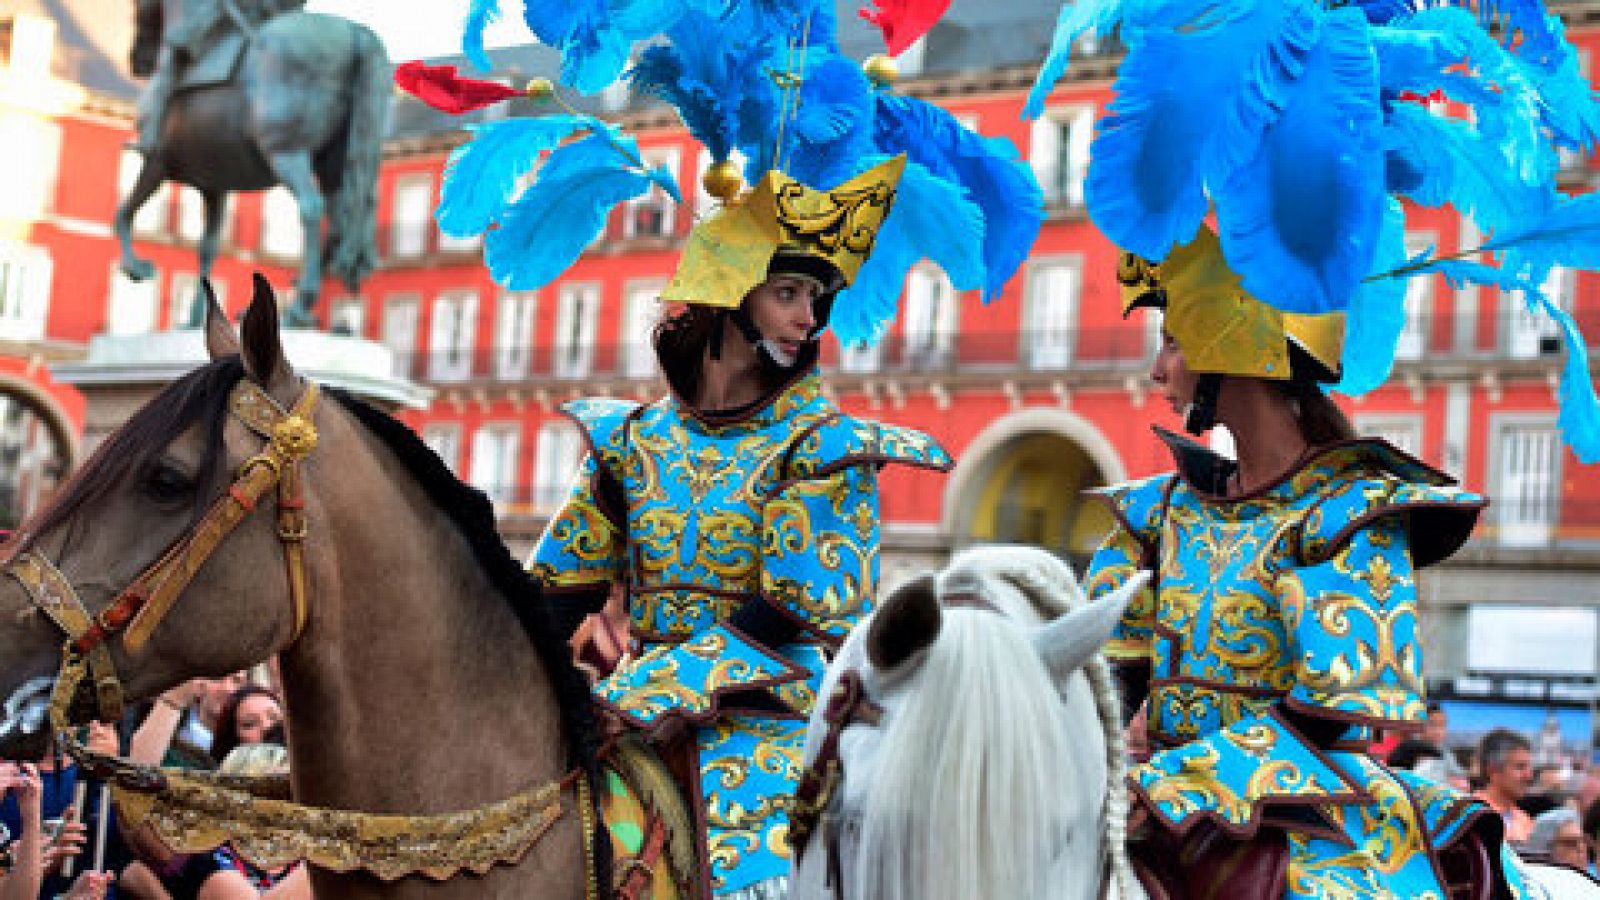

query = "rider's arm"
[
  {"left": 527, "top": 453, "right": 626, "bottom": 640},
  {"left": 1083, "top": 476, "right": 1169, "bottom": 722}
]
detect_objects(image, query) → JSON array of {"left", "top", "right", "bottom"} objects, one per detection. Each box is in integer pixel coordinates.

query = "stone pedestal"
[{"left": 52, "top": 329, "right": 431, "bottom": 449}]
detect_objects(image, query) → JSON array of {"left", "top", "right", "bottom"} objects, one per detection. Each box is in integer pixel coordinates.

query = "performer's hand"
[
  {"left": 42, "top": 806, "right": 88, "bottom": 875},
  {"left": 62, "top": 869, "right": 115, "bottom": 900},
  {"left": 1127, "top": 789, "right": 1150, "bottom": 833}
]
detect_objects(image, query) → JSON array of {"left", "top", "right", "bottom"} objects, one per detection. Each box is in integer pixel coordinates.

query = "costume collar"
[{"left": 1153, "top": 426, "right": 1457, "bottom": 503}]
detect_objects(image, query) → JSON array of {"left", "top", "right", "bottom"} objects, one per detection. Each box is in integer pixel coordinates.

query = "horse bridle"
[{"left": 4, "top": 378, "right": 319, "bottom": 733}]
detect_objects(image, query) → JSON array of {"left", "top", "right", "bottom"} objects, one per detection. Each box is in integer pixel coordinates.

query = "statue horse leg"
[
  {"left": 114, "top": 156, "right": 167, "bottom": 282},
  {"left": 180, "top": 188, "right": 228, "bottom": 327},
  {"left": 263, "top": 150, "right": 324, "bottom": 327}
]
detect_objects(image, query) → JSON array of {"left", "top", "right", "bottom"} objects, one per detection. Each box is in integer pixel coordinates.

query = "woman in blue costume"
[
  {"left": 1085, "top": 226, "right": 1537, "bottom": 899},
  {"left": 527, "top": 156, "right": 952, "bottom": 900}
]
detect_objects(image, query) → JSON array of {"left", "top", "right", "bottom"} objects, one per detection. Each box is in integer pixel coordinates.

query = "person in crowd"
[
  {"left": 207, "top": 688, "right": 282, "bottom": 769},
  {"left": 1525, "top": 807, "right": 1590, "bottom": 870},
  {"left": 1085, "top": 226, "right": 1520, "bottom": 897},
  {"left": 0, "top": 761, "right": 114, "bottom": 900},
  {"left": 1475, "top": 728, "right": 1536, "bottom": 844}
]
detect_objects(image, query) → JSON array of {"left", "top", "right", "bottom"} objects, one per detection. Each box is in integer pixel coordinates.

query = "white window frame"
[
  {"left": 494, "top": 292, "right": 537, "bottom": 380},
  {"left": 9, "top": 15, "right": 56, "bottom": 79},
  {"left": 1353, "top": 414, "right": 1425, "bottom": 459},
  {"left": 838, "top": 336, "right": 884, "bottom": 374},
  {"left": 1505, "top": 266, "right": 1573, "bottom": 359},
  {"left": 532, "top": 421, "right": 585, "bottom": 513},
  {"left": 259, "top": 186, "right": 303, "bottom": 260},
  {"left": 1396, "top": 232, "right": 1436, "bottom": 361},
  {"left": 1030, "top": 105, "right": 1095, "bottom": 208},
  {"left": 0, "top": 116, "right": 60, "bottom": 222},
  {"left": 329, "top": 296, "right": 365, "bottom": 337},
  {"left": 623, "top": 147, "right": 680, "bottom": 240},
  {"left": 166, "top": 271, "right": 212, "bottom": 330},
  {"left": 381, "top": 293, "right": 421, "bottom": 379},
  {"left": 469, "top": 424, "right": 522, "bottom": 508},
  {"left": 390, "top": 174, "right": 434, "bottom": 261},
  {"left": 0, "top": 241, "right": 53, "bottom": 342},
  {"left": 119, "top": 148, "right": 171, "bottom": 237},
  {"left": 620, "top": 280, "right": 663, "bottom": 378},
  {"left": 429, "top": 290, "right": 479, "bottom": 382},
  {"left": 552, "top": 282, "right": 600, "bottom": 379},
  {"left": 1490, "top": 416, "right": 1561, "bottom": 547},
  {"left": 1023, "top": 256, "right": 1081, "bottom": 370},
  {"left": 421, "top": 424, "right": 463, "bottom": 475},
  {"left": 106, "top": 263, "right": 160, "bottom": 336},
  {"left": 900, "top": 266, "right": 958, "bottom": 370}
]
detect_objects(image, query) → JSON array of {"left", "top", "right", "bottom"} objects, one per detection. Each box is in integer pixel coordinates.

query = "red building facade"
[{"left": 5, "top": 1, "right": 1600, "bottom": 684}]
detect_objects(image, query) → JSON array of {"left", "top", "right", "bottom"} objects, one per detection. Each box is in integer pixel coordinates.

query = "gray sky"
[{"left": 304, "top": 0, "right": 531, "bottom": 62}]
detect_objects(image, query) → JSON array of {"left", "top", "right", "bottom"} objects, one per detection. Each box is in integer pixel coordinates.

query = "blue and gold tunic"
[
  {"left": 529, "top": 370, "right": 950, "bottom": 896},
  {"left": 1086, "top": 428, "right": 1540, "bottom": 899}
]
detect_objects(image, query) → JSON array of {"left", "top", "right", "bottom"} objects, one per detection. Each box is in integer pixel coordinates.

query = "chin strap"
[{"left": 1184, "top": 373, "right": 1224, "bottom": 436}]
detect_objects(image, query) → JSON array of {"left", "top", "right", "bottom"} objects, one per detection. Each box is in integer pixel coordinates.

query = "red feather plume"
[
  {"left": 394, "top": 61, "right": 522, "bottom": 115},
  {"left": 859, "top": 0, "right": 952, "bottom": 57}
]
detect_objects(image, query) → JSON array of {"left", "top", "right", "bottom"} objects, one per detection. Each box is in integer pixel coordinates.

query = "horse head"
[
  {"left": 796, "top": 545, "right": 1149, "bottom": 900},
  {"left": 0, "top": 277, "right": 310, "bottom": 760}
]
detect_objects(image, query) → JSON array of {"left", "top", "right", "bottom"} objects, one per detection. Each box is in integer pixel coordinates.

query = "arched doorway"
[
  {"left": 0, "top": 377, "right": 79, "bottom": 530},
  {"left": 944, "top": 409, "right": 1125, "bottom": 571}
]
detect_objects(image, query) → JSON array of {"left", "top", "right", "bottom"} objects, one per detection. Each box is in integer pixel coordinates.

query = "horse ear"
[
  {"left": 240, "top": 274, "right": 298, "bottom": 399},
  {"left": 203, "top": 280, "right": 241, "bottom": 360},
  {"left": 1032, "top": 571, "right": 1150, "bottom": 682},
  {"left": 866, "top": 573, "right": 942, "bottom": 672}
]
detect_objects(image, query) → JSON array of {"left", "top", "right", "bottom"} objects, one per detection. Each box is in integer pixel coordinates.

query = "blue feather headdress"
[
  {"left": 444, "top": 0, "right": 1042, "bottom": 349},
  {"left": 1031, "top": 0, "right": 1600, "bottom": 462}
]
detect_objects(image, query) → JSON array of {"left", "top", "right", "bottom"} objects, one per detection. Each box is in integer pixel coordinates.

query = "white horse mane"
[{"left": 834, "top": 545, "right": 1135, "bottom": 900}]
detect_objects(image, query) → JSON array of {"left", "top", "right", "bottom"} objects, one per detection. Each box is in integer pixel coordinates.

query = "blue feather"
[
  {"left": 1334, "top": 200, "right": 1408, "bottom": 396},
  {"left": 522, "top": 0, "right": 631, "bottom": 93},
  {"left": 774, "top": 51, "right": 877, "bottom": 189},
  {"left": 437, "top": 116, "right": 594, "bottom": 238},
  {"left": 874, "top": 93, "right": 1043, "bottom": 302},
  {"left": 463, "top": 0, "right": 499, "bottom": 72},
  {"left": 1085, "top": 0, "right": 1314, "bottom": 262},
  {"left": 1025, "top": 0, "right": 1125, "bottom": 120},
  {"left": 1216, "top": 6, "right": 1386, "bottom": 313},
  {"left": 831, "top": 158, "right": 986, "bottom": 345},
  {"left": 1488, "top": 192, "right": 1600, "bottom": 277},
  {"left": 628, "top": 12, "right": 780, "bottom": 161},
  {"left": 484, "top": 134, "right": 653, "bottom": 291},
  {"left": 1544, "top": 297, "right": 1600, "bottom": 463},
  {"left": 1381, "top": 101, "right": 1553, "bottom": 236}
]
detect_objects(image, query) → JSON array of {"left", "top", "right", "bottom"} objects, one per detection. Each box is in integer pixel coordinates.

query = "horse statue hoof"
[
  {"left": 121, "top": 259, "right": 157, "bottom": 282},
  {"left": 283, "top": 301, "right": 318, "bottom": 329}
]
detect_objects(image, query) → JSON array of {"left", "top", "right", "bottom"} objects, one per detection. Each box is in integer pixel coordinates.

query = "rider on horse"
[
  {"left": 133, "top": 0, "right": 305, "bottom": 154},
  {"left": 527, "top": 157, "right": 952, "bottom": 898},
  {"left": 1088, "top": 228, "right": 1533, "bottom": 898}
]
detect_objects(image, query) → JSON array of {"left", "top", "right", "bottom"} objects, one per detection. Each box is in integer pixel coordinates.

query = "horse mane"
[
  {"left": 328, "top": 390, "right": 599, "bottom": 776},
  {"left": 852, "top": 547, "right": 1135, "bottom": 900}
]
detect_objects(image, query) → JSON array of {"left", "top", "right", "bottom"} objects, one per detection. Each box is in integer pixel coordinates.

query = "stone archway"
[
  {"left": 0, "top": 373, "right": 80, "bottom": 530},
  {"left": 943, "top": 409, "right": 1126, "bottom": 570}
]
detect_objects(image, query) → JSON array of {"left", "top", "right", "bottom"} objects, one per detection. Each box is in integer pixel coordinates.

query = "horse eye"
[{"left": 143, "top": 463, "right": 196, "bottom": 505}]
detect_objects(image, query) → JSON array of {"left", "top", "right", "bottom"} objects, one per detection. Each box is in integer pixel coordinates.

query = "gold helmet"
[
  {"left": 661, "top": 155, "right": 906, "bottom": 313},
  {"left": 1117, "top": 225, "right": 1345, "bottom": 383}
]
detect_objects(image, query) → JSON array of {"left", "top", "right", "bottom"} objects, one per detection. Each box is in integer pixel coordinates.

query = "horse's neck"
[{"left": 279, "top": 422, "right": 569, "bottom": 816}]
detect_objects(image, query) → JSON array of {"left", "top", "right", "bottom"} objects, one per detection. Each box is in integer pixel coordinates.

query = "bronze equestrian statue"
[{"left": 123, "top": 0, "right": 390, "bottom": 326}]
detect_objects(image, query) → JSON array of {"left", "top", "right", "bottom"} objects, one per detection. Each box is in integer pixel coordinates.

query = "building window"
[
  {"left": 1493, "top": 419, "right": 1560, "bottom": 547},
  {"left": 422, "top": 424, "right": 462, "bottom": 474},
  {"left": 552, "top": 283, "right": 599, "bottom": 378},
  {"left": 107, "top": 264, "right": 160, "bottom": 335},
  {"left": 621, "top": 281, "right": 662, "bottom": 378},
  {"left": 1396, "top": 232, "right": 1435, "bottom": 361},
  {"left": 838, "top": 337, "right": 884, "bottom": 374},
  {"left": 119, "top": 148, "right": 171, "bottom": 236},
  {"left": 0, "top": 117, "right": 60, "bottom": 223},
  {"left": 469, "top": 424, "right": 521, "bottom": 507},
  {"left": 494, "top": 292, "right": 537, "bottom": 380},
  {"left": 900, "top": 267, "right": 958, "bottom": 370},
  {"left": 1505, "top": 267, "right": 1573, "bottom": 359},
  {"left": 8, "top": 15, "right": 56, "bottom": 79},
  {"left": 1354, "top": 415, "right": 1423, "bottom": 458},
  {"left": 1030, "top": 105, "right": 1094, "bottom": 208},
  {"left": 381, "top": 294, "right": 420, "bottom": 379},
  {"left": 532, "top": 421, "right": 584, "bottom": 512},
  {"left": 166, "top": 271, "right": 215, "bottom": 329},
  {"left": 623, "top": 147, "right": 680, "bottom": 240},
  {"left": 329, "top": 296, "right": 365, "bottom": 337},
  {"left": 0, "top": 242, "right": 52, "bottom": 342},
  {"left": 390, "top": 174, "right": 434, "bottom": 261},
  {"left": 429, "top": 290, "right": 479, "bottom": 382},
  {"left": 259, "top": 187, "right": 303, "bottom": 259},
  {"left": 1024, "top": 257, "right": 1080, "bottom": 370}
]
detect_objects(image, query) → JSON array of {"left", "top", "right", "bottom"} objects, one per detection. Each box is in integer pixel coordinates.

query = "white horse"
[{"left": 790, "top": 544, "right": 1149, "bottom": 900}]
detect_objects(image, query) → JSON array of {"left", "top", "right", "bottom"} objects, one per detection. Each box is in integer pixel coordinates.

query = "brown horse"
[{"left": 0, "top": 281, "right": 601, "bottom": 898}]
